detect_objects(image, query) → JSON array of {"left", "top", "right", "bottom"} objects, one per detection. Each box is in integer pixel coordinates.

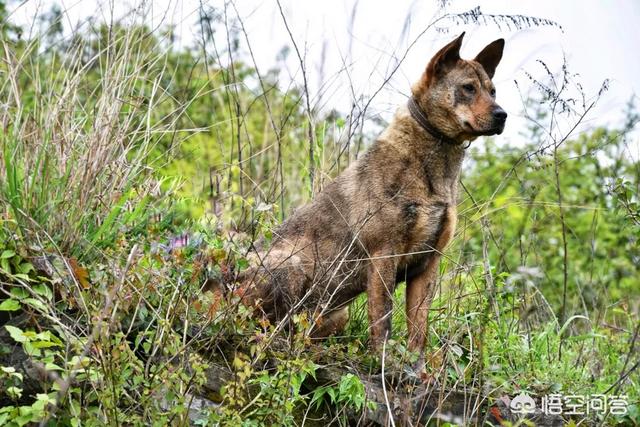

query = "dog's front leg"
[
  {"left": 367, "top": 253, "right": 397, "bottom": 350},
  {"left": 405, "top": 253, "right": 440, "bottom": 364}
]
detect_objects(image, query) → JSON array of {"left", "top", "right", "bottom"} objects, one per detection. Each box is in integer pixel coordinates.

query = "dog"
[{"left": 213, "top": 32, "right": 506, "bottom": 365}]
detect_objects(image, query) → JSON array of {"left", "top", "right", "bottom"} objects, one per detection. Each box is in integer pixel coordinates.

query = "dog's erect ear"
[
  {"left": 426, "top": 32, "right": 465, "bottom": 81},
  {"left": 474, "top": 38, "right": 505, "bottom": 78}
]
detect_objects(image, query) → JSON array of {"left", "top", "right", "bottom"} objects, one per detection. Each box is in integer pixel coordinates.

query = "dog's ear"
[
  {"left": 474, "top": 38, "right": 505, "bottom": 78},
  {"left": 426, "top": 32, "right": 465, "bottom": 81}
]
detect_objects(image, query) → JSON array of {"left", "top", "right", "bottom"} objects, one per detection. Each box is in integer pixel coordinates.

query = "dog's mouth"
[{"left": 463, "top": 121, "right": 505, "bottom": 136}]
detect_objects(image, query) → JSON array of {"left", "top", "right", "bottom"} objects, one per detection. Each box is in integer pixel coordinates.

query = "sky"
[{"left": 8, "top": 0, "right": 640, "bottom": 155}]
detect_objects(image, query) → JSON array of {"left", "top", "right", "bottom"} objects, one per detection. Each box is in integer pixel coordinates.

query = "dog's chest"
[
  {"left": 406, "top": 199, "right": 455, "bottom": 244},
  {"left": 395, "top": 193, "right": 457, "bottom": 275}
]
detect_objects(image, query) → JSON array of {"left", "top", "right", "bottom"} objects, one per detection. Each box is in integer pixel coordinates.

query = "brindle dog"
[{"left": 217, "top": 32, "right": 506, "bottom": 365}]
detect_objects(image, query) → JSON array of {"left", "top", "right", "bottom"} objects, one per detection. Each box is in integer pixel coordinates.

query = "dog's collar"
[{"left": 407, "top": 96, "right": 462, "bottom": 147}]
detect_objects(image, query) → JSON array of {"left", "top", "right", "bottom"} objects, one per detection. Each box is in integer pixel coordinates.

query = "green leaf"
[
  {"left": 19, "top": 262, "right": 34, "bottom": 275},
  {"left": 36, "top": 393, "right": 56, "bottom": 405},
  {"left": 327, "top": 387, "right": 336, "bottom": 403},
  {"left": 1, "top": 250, "right": 16, "bottom": 259},
  {"left": 1, "top": 366, "right": 23, "bottom": 381},
  {"left": 44, "top": 362, "right": 63, "bottom": 371},
  {"left": 15, "top": 413, "right": 35, "bottom": 427},
  {"left": 4, "top": 325, "right": 26, "bottom": 343},
  {"left": 33, "top": 284, "right": 53, "bottom": 300},
  {"left": 23, "top": 341, "right": 41, "bottom": 357},
  {"left": 10, "top": 288, "right": 28, "bottom": 299},
  {"left": 30, "top": 340, "right": 60, "bottom": 349},
  {"left": 311, "top": 387, "right": 328, "bottom": 410},
  {"left": 23, "top": 298, "right": 46, "bottom": 311},
  {"left": 0, "top": 299, "right": 21, "bottom": 311},
  {"left": 7, "top": 386, "right": 22, "bottom": 399}
]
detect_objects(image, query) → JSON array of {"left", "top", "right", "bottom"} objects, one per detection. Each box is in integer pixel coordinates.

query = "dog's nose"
[{"left": 492, "top": 107, "right": 507, "bottom": 121}]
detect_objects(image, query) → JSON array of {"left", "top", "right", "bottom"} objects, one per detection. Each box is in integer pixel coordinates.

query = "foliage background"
[{"left": 0, "top": 1, "right": 638, "bottom": 425}]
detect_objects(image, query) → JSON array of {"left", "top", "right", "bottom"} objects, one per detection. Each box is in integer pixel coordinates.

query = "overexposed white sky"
[{"left": 9, "top": 0, "right": 640, "bottom": 155}]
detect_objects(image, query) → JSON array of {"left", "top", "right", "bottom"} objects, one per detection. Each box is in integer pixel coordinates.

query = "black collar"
[{"left": 407, "top": 96, "right": 459, "bottom": 146}]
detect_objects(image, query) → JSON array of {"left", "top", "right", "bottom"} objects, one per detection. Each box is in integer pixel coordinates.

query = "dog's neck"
[
  {"left": 381, "top": 105, "right": 466, "bottom": 194},
  {"left": 401, "top": 105, "right": 465, "bottom": 160},
  {"left": 407, "top": 97, "right": 459, "bottom": 146}
]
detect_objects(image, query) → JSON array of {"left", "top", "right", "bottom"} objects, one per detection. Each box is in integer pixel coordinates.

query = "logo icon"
[{"left": 511, "top": 393, "right": 536, "bottom": 414}]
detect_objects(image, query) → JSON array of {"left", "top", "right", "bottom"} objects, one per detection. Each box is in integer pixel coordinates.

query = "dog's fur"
[{"left": 218, "top": 33, "right": 506, "bottom": 362}]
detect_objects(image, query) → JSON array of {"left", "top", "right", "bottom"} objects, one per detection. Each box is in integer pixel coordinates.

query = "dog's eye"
[
  {"left": 490, "top": 88, "right": 496, "bottom": 97},
  {"left": 462, "top": 84, "right": 475, "bottom": 93}
]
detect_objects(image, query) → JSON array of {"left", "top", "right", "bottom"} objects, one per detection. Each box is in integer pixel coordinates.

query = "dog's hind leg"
[{"left": 367, "top": 252, "right": 397, "bottom": 350}]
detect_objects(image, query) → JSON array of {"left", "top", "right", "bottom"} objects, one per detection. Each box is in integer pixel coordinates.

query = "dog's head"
[{"left": 413, "top": 32, "right": 507, "bottom": 143}]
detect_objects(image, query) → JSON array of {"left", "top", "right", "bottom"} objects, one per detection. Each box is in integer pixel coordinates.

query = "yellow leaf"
[{"left": 69, "top": 258, "right": 90, "bottom": 289}]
